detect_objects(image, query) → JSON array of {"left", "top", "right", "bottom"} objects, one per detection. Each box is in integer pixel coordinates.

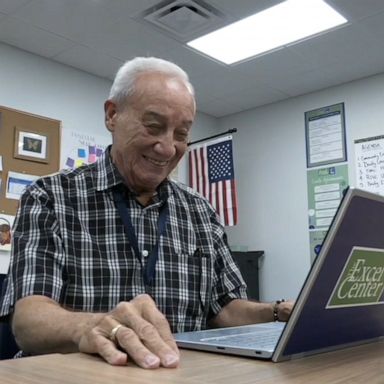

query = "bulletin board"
[{"left": 0, "top": 106, "right": 61, "bottom": 215}]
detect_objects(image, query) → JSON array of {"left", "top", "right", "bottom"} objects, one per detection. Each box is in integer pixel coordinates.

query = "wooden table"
[{"left": 0, "top": 342, "right": 383, "bottom": 384}]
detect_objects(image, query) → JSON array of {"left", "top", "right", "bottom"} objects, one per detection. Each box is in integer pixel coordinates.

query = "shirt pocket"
[{"left": 166, "top": 251, "right": 213, "bottom": 329}]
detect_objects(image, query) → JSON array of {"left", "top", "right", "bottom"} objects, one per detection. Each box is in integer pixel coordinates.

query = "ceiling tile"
[
  {"left": 328, "top": 0, "right": 384, "bottom": 21},
  {"left": 197, "top": 97, "right": 244, "bottom": 117},
  {"left": 321, "top": 55, "right": 384, "bottom": 87},
  {"left": 225, "top": 85, "right": 289, "bottom": 112},
  {"left": 235, "top": 48, "right": 314, "bottom": 83},
  {"left": 11, "top": 0, "right": 119, "bottom": 41},
  {"left": 208, "top": 0, "right": 284, "bottom": 20},
  {"left": 288, "top": 23, "right": 379, "bottom": 68},
  {"left": 0, "top": 15, "right": 75, "bottom": 58},
  {"left": 164, "top": 48, "right": 223, "bottom": 79},
  {"left": 96, "top": 0, "right": 164, "bottom": 19},
  {"left": 265, "top": 69, "right": 336, "bottom": 97},
  {"left": 191, "top": 66, "right": 250, "bottom": 97},
  {"left": 0, "top": 0, "right": 31, "bottom": 15},
  {"left": 53, "top": 44, "right": 123, "bottom": 80},
  {"left": 359, "top": 9, "right": 384, "bottom": 41}
]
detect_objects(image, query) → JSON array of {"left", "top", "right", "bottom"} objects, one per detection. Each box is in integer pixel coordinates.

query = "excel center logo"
[{"left": 327, "top": 247, "right": 384, "bottom": 308}]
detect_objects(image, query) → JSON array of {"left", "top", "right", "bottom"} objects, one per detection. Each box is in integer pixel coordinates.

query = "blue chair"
[{"left": 0, "top": 274, "right": 19, "bottom": 359}]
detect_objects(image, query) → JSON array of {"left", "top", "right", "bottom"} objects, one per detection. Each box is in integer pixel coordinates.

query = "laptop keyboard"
[{"left": 200, "top": 328, "right": 282, "bottom": 350}]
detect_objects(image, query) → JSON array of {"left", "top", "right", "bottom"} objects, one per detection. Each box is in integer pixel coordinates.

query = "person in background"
[{"left": 0, "top": 57, "right": 293, "bottom": 369}]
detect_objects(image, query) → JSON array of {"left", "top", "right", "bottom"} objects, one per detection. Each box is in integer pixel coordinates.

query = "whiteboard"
[{"left": 354, "top": 135, "right": 384, "bottom": 195}]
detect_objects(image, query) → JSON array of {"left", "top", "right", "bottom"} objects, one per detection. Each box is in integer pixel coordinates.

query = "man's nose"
[{"left": 154, "top": 132, "right": 177, "bottom": 157}]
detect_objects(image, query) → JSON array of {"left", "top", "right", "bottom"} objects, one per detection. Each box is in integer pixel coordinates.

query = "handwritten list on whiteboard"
[{"left": 354, "top": 135, "right": 384, "bottom": 195}]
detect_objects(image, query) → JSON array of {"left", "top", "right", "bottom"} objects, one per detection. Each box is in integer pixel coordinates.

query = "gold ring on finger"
[{"left": 109, "top": 324, "right": 123, "bottom": 343}]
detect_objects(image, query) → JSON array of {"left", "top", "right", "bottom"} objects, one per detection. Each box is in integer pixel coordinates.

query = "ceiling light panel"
[{"left": 187, "top": 0, "right": 348, "bottom": 64}]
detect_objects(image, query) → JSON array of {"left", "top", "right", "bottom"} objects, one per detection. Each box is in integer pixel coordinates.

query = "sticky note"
[
  {"left": 66, "top": 157, "right": 75, "bottom": 168},
  {"left": 78, "top": 148, "right": 86, "bottom": 158}
]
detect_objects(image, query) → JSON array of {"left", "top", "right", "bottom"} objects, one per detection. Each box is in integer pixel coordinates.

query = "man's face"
[{"left": 105, "top": 72, "right": 195, "bottom": 194}]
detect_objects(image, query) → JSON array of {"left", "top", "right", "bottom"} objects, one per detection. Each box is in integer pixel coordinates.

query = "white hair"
[{"left": 108, "top": 57, "right": 194, "bottom": 106}]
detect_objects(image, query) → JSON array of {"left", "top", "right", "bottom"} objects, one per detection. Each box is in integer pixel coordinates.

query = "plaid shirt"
[{"left": 0, "top": 148, "right": 247, "bottom": 332}]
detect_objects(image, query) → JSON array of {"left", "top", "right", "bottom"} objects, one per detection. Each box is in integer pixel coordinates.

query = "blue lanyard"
[{"left": 113, "top": 188, "right": 168, "bottom": 288}]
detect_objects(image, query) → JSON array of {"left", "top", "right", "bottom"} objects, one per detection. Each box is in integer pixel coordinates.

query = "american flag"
[{"left": 188, "top": 136, "right": 238, "bottom": 226}]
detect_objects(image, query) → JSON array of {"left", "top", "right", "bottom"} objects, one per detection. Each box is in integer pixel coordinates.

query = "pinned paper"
[{"left": 6, "top": 171, "right": 39, "bottom": 200}]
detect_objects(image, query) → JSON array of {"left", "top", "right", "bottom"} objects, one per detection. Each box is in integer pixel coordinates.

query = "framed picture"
[{"left": 14, "top": 127, "right": 49, "bottom": 163}]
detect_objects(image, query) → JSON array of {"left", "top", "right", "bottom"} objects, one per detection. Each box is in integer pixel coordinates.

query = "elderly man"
[{"left": 0, "top": 57, "right": 292, "bottom": 369}]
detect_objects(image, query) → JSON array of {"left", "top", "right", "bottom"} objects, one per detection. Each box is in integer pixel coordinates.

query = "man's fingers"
[
  {"left": 136, "top": 295, "right": 180, "bottom": 355},
  {"left": 136, "top": 321, "right": 179, "bottom": 368},
  {"left": 114, "top": 325, "right": 161, "bottom": 369},
  {"left": 117, "top": 316, "right": 179, "bottom": 368},
  {"left": 78, "top": 329, "right": 127, "bottom": 366},
  {"left": 278, "top": 300, "right": 294, "bottom": 321},
  {"left": 97, "top": 337, "right": 128, "bottom": 366}
]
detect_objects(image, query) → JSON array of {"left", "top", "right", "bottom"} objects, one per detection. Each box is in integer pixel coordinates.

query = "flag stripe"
[
  {"left": 231, "top": 179, "right": 238, "bottom": 225},
  {"left": 210, "top": 179, "right": 215, "bottom": 210},
  {"left": 223, "top": 180, "right": 229, "bottom": 225}
]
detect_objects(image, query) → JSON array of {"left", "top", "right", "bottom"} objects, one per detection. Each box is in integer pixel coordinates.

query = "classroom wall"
[
  {"left": 223, "top": 72, "right": 384, "bottom": 301},
  {"left": 1, "top": 43, "right": 383, "bottom": 303},
  {"left": 0, "top": 43, "right": 217, "bottom": 273}
]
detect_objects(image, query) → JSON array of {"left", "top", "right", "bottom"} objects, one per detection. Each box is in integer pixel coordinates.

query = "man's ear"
[{"left": 104, "top": 100, "right": 117, "bottom": 132}]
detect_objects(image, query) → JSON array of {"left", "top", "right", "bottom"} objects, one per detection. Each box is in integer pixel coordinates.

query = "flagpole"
[{"left": 187, "top": 128, "right": 237, "bottom": 147}]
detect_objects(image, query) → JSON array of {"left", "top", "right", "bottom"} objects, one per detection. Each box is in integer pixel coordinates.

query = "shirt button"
[{"left": 142, "top": 250, "right": 149, "bottom": 257}]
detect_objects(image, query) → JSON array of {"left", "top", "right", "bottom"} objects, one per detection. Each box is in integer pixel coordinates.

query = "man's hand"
[
  {"left": 274, "top": 300, "right": 294, "bottom": 322},
  {"left": 77, "top": 294, "right": 179, "bottom": 369},
  {"left": 210, "top": 299, "right": 295, "bottom": 328}
]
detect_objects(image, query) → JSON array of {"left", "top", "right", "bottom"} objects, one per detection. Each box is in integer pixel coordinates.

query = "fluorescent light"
[{"left": 187, "top": 0, "right": 347, "bottom": 64}]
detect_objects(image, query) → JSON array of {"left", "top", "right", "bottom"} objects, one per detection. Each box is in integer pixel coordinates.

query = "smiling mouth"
[{"left": 144, "top": 155, "right": 169, "bottom": 167}]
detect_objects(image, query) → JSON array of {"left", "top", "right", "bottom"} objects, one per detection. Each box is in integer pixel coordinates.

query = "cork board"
[{"left": 0, "top": 106, "right": 61, "bottom": 215}]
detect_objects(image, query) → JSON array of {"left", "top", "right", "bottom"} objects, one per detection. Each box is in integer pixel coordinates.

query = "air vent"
[{"left": 136, "top": 0, "right": 227, "bottom": 42}]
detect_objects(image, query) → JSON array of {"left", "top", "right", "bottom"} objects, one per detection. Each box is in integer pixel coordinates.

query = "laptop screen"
[{"left": 280, "top": 191, "right": 384, "bottom": 357}]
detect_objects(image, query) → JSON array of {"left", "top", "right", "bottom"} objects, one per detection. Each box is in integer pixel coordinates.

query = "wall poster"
[
  {"left": 354, "top": 135, "right": 384, "bottom": 196},
  {"left": 306, "top": 163, "right": 349, "bottom": 263},
  {"left": 305, "top": 103, "right": 347, "bottom": 168}
]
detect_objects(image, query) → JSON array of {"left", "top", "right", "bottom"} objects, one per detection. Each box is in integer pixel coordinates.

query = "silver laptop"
[{"left": 174, "top": 187, "right": 384, "bottom": 361}]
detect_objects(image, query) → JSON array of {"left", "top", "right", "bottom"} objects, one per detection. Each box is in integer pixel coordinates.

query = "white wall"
[
  {"left": 0, "top": 44, "right": 110, "bottom": 138},
  {"left": 223, "top": 73, "right": 384, "bottom": 301},
  {"left": 0, "top": 43, "right": 217, "bottom": 273}
]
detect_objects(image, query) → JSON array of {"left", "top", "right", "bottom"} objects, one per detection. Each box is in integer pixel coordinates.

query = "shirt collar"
[{"left": 94, "top": 146, "right": 123, "bottom": 191}]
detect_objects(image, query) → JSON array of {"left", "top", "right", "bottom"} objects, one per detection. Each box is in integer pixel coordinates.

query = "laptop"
[{"left": 174, "top": 187, "right": 384, "bottom": 361}]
